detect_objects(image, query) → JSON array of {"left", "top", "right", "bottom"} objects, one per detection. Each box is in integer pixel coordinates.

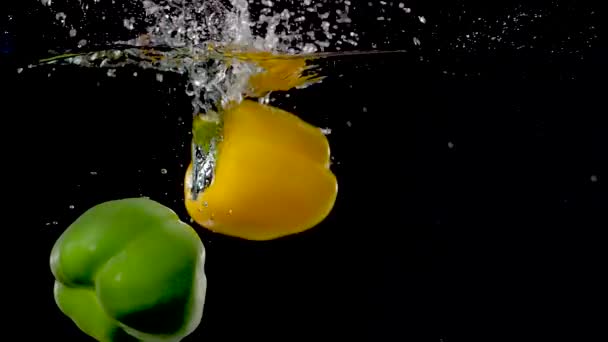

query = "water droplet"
[
  {"left": 69, "top": 205, "right": 75, "bottom": 209},
  {"left": 258, "top": 94, "right": 271, "bottom": 104},
  {"left": 55, "top": 13, "right": 66, "bottom": 27},
  {"left": 321, "top": 127, "right": 332, "bottom": 135},
  {"left": 52, "top": 221, "right": 58, "bottom": 225},
  {"left": 346, "top": 121, "right": 352, "bottom": 127},
  {"left": 413, "top": 37, "right": 421, "bottom": 45},
  {"left": 448, "top": 142, "right": 455, "bottom": 149},
  {"left": 77, "top": 39, "right": 87, "bottom": 48},
  {"left": 419, "top": 16, "right": 427, "bottom": 24},
  {"left": 107, "top": 69, "right": 116, "bottom": 77},
  {"left": 69, "top": 28, "right": 77, "bottom": 37},
  {"left": 228, "top": 209, "right": 233, "bottom": 215},
  {"left": 90, "top": 171, "right": 98, "bottom": 175},
  {"left": 123, "top": 18, "right": 135, "bottom": 30},
  {"left": 362, "top": 106, "right": 368, "bottom": 113},
  {"left": 590, "top": 175, "right": 598, "bottom": 183},
  {"left": 161, "top": 168, "right": 168, "bottom": 174},
  {"left": 133, "top": 72, "right": 138, "bottom": 77},
  {"left": 16, "top": 68, "right": 23, "bottom": 74},
  {"left": 156, "top": 73, "right": 164, "bottom": 82}
]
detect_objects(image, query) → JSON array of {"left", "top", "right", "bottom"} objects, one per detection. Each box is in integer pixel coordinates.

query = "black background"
[{"left": 2, "top": 1, "right": 606, "bottom": 341}]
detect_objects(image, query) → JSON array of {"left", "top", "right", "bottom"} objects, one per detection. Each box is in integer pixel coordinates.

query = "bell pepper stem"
[{"left": 190, "top": 111, "right": 223, "bottom": 200}]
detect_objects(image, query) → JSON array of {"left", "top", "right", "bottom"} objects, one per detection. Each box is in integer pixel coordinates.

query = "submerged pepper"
[
  {"left": 184, "top": 100, "right": 338, "bottom": 241},
  {"left": 50, "top": 198, "right": 206, "bottom": 342}
]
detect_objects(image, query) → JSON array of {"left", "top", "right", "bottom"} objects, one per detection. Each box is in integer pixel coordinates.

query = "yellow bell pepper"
[{"left": 184, "top": 100, "right": 337, "bottom": 241}]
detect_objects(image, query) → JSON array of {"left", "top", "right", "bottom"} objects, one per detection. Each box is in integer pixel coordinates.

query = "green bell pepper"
[{"left": 50, "top": 198, "right": 207, "bottom": 342}]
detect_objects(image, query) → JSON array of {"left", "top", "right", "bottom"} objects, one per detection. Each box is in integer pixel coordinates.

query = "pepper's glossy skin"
[
  {"left": 50, "top": 198, "right": 207, "bottom": 342},
  {"left": 185, "top": 100, "right": 338, "bottom": 241}
]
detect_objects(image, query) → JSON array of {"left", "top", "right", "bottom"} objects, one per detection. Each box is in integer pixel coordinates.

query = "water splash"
[
  {"left": 33, "top": 0, "right": 414, "bottom": 115},
  {"left": 139, "top": 0, "right": 252, "bottom": 49},
  {"left": 31, "top": 0, "right": 407, "bottom": 198}
]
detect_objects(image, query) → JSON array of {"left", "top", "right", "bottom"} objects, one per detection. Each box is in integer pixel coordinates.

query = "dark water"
[{"left": 2, "top": 1, "right": 606, "bottom": 341}]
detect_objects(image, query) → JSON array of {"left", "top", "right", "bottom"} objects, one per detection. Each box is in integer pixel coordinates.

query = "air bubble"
[
  {"left": 161, "top": 168, "right": 168, "bottom": 174},
  {"left": 302, "top": 43, "right": 318, "bottom": 53}
]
